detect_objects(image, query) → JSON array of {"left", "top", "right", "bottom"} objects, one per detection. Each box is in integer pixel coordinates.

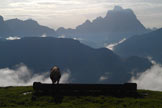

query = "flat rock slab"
[{"left": 33, "top": 82, "right": 137, "bottom": 97}]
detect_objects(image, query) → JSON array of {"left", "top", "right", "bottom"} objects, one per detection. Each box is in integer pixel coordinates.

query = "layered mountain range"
[
  {"left": 0, "top": 6, "right": 148, "bottom": 48},
  {"left": 0, "top": 16, "right": 57, "bottom": 37},
  {"left": 0, "top": 6, "right": 159, "bottom": 84},
  {"left": 56, "top": 6, "right": 147, "bottom": 48},
  {"left": 114, "top": 28, "right": 162, "bottom": 63},
  {"left": 0, "top": 37, "right": 152, "bottom": 83}
]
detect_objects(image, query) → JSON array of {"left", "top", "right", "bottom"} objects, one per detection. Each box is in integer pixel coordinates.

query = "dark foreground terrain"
[{"left": 0, "top": 86, "right": 162, "bottom": 108}]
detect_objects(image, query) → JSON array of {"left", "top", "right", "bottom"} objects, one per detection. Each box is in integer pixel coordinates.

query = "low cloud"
[
  {"left": 73, "top": 37, "right": 83, "bottom": 41},
  {"left": 130, "top": 63, "right": 162, "bottom": 91},
  {"left": 99, "top": 76, "right": 108, "bottom": 81},
  {"left": 6, "top": 36, "right": 21, "bottom": 40},
  {"left": 0, "top": 63, "right": 71, "bottom": 86},
  {"left": 106, "top": 38, "right": 126, "bottom": 50},
  {"left": 40, "top": 34, "right": 47, "bottom": 37},
  {"left": 58, "top": 35, "right": 65, "bottom": 38},
  {"left": 60, "top": 69, "right": 71, "bottom": 83},
  {"left": 99, "top": 72, "right": 109, "bottom": 82}
]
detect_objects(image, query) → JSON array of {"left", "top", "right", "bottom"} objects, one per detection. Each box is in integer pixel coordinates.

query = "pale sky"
[{"left": 0, "top": 0, "right": 162, "bottom": 29}]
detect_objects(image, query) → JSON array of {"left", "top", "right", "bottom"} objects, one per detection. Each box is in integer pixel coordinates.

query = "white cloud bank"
[
  {"left": 0, "top": 63, "right": 71, "bottom": 86},
  {"left": 131, "top": 63, "right": 162, "bottom": 91},
  {"left": 6, "top": 36, "right": 21, "bottom": 40}
]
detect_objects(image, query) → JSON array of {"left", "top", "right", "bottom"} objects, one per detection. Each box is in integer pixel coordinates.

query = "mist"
[
  {"left": 0, "top": 63, "right": 71, "bottom": 86},
  {"left": 99, "top": 72, "right": 109, "bottom": 82},
  {"left": 130, "top": 63, "right": 162, "bottom": 91},
  {"left": 106, "top": 38, "right": 126, "bottom": 50},
  {"left": 6, "top": 36, "right": 21, "bottom": 40}
]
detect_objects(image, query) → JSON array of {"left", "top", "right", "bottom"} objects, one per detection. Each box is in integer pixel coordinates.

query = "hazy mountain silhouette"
[
  {"left": 0, "top": 16, "right": 57, "bottom": 37},
  {"left": 57, "top": 6, "right": 147, "bottom": 48},
  {"left": 114, "top": 28, "right": 162, "bottom": 63},
  {"left": 0, "top": 37, "right": 152, "bottom": 83},
  {"left": 0, "top": 16, "right": 11, "bottom": 37}
]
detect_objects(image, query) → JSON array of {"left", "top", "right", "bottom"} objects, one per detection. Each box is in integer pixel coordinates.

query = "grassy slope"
[{"left": 0, "top": 86, "right": 162, "bottom": 108}]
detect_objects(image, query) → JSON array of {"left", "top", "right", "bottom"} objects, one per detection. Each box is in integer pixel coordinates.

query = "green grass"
[{"left": 0, "top": 86, "right": 162, "bottom": 108}]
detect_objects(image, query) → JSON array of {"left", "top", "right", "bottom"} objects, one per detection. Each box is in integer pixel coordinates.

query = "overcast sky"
[{"left": 0, "top": 0, "right": 162, "bottom": 29}]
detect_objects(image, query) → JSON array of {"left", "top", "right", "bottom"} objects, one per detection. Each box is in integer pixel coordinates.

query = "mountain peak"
[
  {"left": 113, "top": 6, "right": 123, "bottom": 11},
  {"left": 24, "top": 19, "right": 38, "bottom": 25},
  {"left": 0, "top": 15, "right": 4, "bottom": 22},
  {"left": 105, "top": 6, "right": 135, "bottom": 17},
  {"left": 76, "top": 20, "right": 91, "bottom": 30},
  {"left": 84, "top": 20, "right": 91, "bottom": 24},
  {"left": 57, "top": 6, "right": 147, "bottom": 48},
  {"left": 105, "top": 6, "right": 141, "bottom": 25}
]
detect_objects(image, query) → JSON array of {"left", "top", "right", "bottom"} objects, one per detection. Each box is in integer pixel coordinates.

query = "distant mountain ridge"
[
  {"left": 114, "top": 28, "right": 162, "bottom": 63},
  {"left": 0, "top": 37, "right": 152, "bottom": 83},
  {"left": 57, "top": 6, "right": 147, "bottom": 48},
  {"left": 0, "top": 16, "right": 57, "bottom": 37},
  {"left": 0, "top": 16, "right": 11, "bottom": 37},
  {"left": 0, "top": 6, "right": 148, "bottom": 48},
  {"left": 76, "top": 6, "right": 146, "bottom": 33}
]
